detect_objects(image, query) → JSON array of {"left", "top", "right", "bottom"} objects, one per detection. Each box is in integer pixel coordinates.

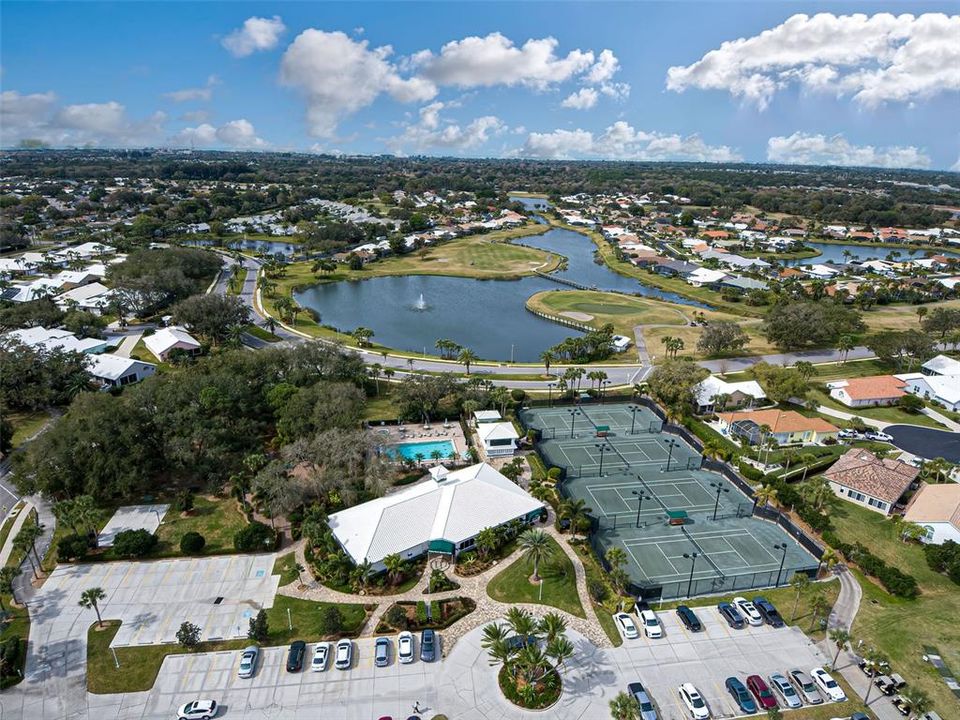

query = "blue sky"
[{"left": 2, "top": 2, "right": 958, "bottom": 170}]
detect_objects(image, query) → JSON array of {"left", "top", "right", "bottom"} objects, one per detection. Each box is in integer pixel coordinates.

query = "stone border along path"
[{"left": 279, "top": 510, "right": 611, "bottom": 652}]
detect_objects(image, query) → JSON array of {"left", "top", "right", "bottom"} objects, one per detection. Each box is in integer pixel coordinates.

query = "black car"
[
  {"left": 676, "top": 605, "right": 703, "bottom": 632},
  {"left": 286, "top": 640, "right": 306, "bottom": 672},
  {"left": 752, "top": 596, "right": 784, "bottom": 628},
  {"left": 420, "top": 629, "right": 436, "bottom": 662},
  {"left": 717, "top": 602, "right": 744, "bottom": 629}
]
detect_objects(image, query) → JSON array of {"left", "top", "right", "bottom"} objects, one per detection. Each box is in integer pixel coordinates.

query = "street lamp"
[
  {"left": 600, "top": 379, "right": 610, "bottom": 403},
  {"left": 567, "top": 408, "right": 580, "bottom": 439},
  {"left": 628, "top": 404, "right": 640, "bottom": 435},
  {"left": 665, "top": 438, "right": 679, "bottom": 472},
  {"left": 710, "top": 482, "right": 730, "bottom": 522},
  {"left": 632, "top": 486, "right": 651, "bottom": 528},
  {"left": 547, "top": 382, "right": 556, "bottom": 408},
  {"left": 682, "top": 552, "right": 699, "bottom": 598},
  {"left": 773, "top": 543, "right": 788, "bottom": 587},
  {"left": 594, "top": 443, "right": 608, "bottom": 476}
]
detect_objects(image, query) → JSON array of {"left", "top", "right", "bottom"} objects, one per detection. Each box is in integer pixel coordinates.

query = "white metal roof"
[
  {"left": 143, "top": 326, "right": 201, "bottom": 357},
  {"left": 473, "top": 410, "right": 502, "bottom": 423},
  {"left": 695, "top": 375, "right": 766, "bottom": 406},
  {"left": 922, "top": 354, "right": 960, "bottom": 377},
  {"left": 328, "top": 462, "right": 543, "bottom": 565},
  {"left": 87, "top": 353, "right": 155, "bottom": 381},
  {"left": 476, "top": 422, "right": 519, "bottom": 443}
]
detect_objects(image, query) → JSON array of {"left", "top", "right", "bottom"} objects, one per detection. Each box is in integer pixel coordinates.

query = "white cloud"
[
  {"left": 585, "top": 49, "right": 620, "bottom": 84},
  {"left": 164, "top": 75, "right": 219, "bottom": 103},
  {"left": 562, "top": 88, "right": 598, "bottom": 110},
  {"left": 385, "top": 102, "right": 505, "bottom": 154},
  {"left": 599, "top": 82, "right": 631, "bottom": 100},
  {"left": 180, "top": 110, "right": 211, "bottom": 123},
  {"left": 666, "top": 12, "right": 960, "bottom": 109},
  {"left": 951, "top": 156, "right": 960, "bottom": 172},
  {"left": 171, "top": 118, "right": 267, "bottom": 148},
  {"left": 1, "top": 91, "right": 165, "bottom": 147},
  {"left": 411, "top": 33, "right": 597, "bottom": 90},
  {"left": 521, "top": 121, "right": 741, "bottom": 162},
  {"left": 280, "top": 30, "right": 437, "bottom": 138},
  {"left": 767, "top": 132, "right": 930, "bottom": 169},
  {"left": 222, "top": 15, "right": 286, "bottom": 57}
]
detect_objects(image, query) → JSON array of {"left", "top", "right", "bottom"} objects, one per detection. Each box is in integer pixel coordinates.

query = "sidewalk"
[{"left": 0, "top": 502, "right": 33, "bottom": 568}]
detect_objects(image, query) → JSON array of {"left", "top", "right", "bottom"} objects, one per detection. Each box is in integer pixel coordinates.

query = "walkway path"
[
  {"left": 0, "top": 502, "right": 33, "bottom": 568},
  {"left": 113, "top": 331, "right": 143, "bottom": 358},
  {"left": 920, "top": 406, "right": 960, "bottom": 432},
  {"left": 807, "top": 402, "right": 890, "bottom": 429},
  {"left": 279, "top": 513, "right": 610, "bottom": 652}
]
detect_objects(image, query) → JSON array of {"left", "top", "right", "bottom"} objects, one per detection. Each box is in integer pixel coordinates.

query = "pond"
[
  {"left": 509, "top": 194, "right": 552, "bottom": 211},
  {"left": 783, "top": 242, "right": 957, "bottom": 266},
  {"left": 183, "top": 238, "right": 301, "bottom": 257}
]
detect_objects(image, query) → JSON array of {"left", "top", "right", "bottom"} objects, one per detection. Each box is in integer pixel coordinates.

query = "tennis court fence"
[{"left": 595, "top": 502, "right": 753, "bottom": 530}]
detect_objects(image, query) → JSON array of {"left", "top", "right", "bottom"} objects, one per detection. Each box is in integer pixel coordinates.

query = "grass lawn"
[
  {"left": 273, "top": 554, "right": 300, "bottom": 586},
  {"left": 154, "top": 495, "right": 248, "bottom": 557},
  {"left": 807, "top": 387, "right": 943, "bottom": 429},
  {"left": 0, "top": 502, "right": 25, "bottom": 559},
  {"left": 486, "top": 535, "right": 585, "bottom": 618},
  {"left": 362, "top": 392, "right": 402, "bottom": 422},
  {"left": 8, "top": 410, "right": 52, "bottom": 449},
  {"left": 721, "top": 358, "right": 896, "bottom": 384},
  {"left": 87, "top": 596, "right": 372, "bottom": 694},
  {"left": 243, "top": 324, "right": 282, "bottom": 342},
  {"left": 829, "top": 499, "right": 960, "bottom": 714},
  {"left": 128, "top": 338, "right": 157, "bottom": 364},
  {"left": 43, "top": 504, "right": 115, "bottom": 572},
  {"left": 863, "top": 299, "right": 960, "bottom": 333},
  {"left": 569, "top": 541, "right": 623, "bottom": 646}
]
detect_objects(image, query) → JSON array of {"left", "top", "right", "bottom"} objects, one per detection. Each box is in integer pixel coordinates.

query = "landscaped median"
[
  {"left": 486, "top": 534, "right": 585, "bottom": 618},
  {"left": 86, "top": 595, "right": 373, "bottom": 694}
]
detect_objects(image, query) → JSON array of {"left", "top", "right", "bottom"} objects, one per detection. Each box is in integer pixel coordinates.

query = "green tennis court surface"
[{"left": 518, "top": 403, "right": 820, "bottom": 599}]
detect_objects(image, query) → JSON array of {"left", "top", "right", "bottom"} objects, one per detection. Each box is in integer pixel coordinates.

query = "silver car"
[
  {"left": 770, "top": 672, "right": 803, "bottom": 709},
  {"left": 627, "top": 681, "right": 660, "bottom": 720},
  {"left": 788, "top": 668, "right": 823, "bottom": 704},
  {"left": 237, "top": 646, "right": 258, "bottom": 679}
]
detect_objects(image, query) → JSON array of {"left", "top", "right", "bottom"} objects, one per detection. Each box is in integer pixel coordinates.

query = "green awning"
[
  {"left": 596, "top": 425, "right": 610, "bottom": 432},
  {"left": 428, "top": 539, "right": 455, "bottom": 554},
  {"left": 666, "top": 510, "right": 688, "bottom": 520}
]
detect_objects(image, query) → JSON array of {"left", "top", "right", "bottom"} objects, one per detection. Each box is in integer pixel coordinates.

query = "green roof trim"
[{"left": 428, "top": 539, "right": 455, "bottom": 554}]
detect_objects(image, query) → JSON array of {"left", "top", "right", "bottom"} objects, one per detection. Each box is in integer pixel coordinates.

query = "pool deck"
[{"left": 368, "top": 420, "right": 468, "bottom": 464}]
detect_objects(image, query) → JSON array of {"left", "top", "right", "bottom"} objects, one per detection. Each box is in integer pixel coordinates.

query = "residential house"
[
  {"left": 87, "top": 353, "right": 157, "bottom": 388},
  {"left": 327, "top": 462, "right": 545, "bottom": 571},
  {"left": 716, "top": 409, "right": 839, "bottom": 446},
  {"left": 693, "top": 376, "right": 766, "bottom": 414},
  {"left": 143, "top": 326, "right": 202, "bottom": 362},
  {"left": 827, "top": 375, "right": 907, "bottom": 407},
  {"left": 903, "top": 483, "right": 960, "bottom": 545},
  {"left": 922, "top": 354, "right": 960, "bottom": 377},
  {"left": 824, "top": 448, "right": 918, "bottom": 515},
  {"left": 55, "top": 282, "right": 112, "bottom": 314},
  {"left": 719, "top": 275, "right": 768, "bottom": 292},
  {"left": 896, "top": 372, "right": 960, "bottom": 412},
  {"left": 686, "top": 267, "right": 727, "bottom": 287},
  {"left": 476, "top": 422, "right": 520, "bottom": 457},
  {"left": 652, "top": 260, "right": 699, "bottom": 278},
  {"left": 3, "top": 326, "right": 112, "bottom": 354}
]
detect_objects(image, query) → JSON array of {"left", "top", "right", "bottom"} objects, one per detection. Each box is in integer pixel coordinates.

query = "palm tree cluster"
[
  {"left": 482, "top": 608, "right": 575, "bottom": 705},
  {"left": 660, "top": 336, "right": 684, "bottom": 359},
  {"left": 435, "top": 338, "right": 462, "bottom": 360}
]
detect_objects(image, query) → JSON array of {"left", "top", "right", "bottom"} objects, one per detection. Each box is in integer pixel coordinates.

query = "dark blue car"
[
  {"left": 726, "top": 676, "right": 758, "bottom": 714},
  {"left": 753, "top": 596, "right": 785, "bottom": 628},
  {"left": 718, "top": 602, "right": 745, "bottom": 629}
]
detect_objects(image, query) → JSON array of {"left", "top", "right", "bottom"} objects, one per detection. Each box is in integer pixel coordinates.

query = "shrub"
[
  {"left": 111, "top": 529, "right": 158, "bottom": 558},
  {"left": 0, "top": 636, "right": 21, "bottom": 678},
  {"left": 386, "top": 605, "right": 409, "bottom": 630},
  {"left": 173, "top": 489, "right": 194, "bottom": 513},
  {"left": 57, "top": 533, "right": 88, "bottom": 561},
  {"left": 247, "top": 609, "right": 269, "bottom": 642},
  {"left": 319, "top": 605, "right": 343, "bottom": 635},
  {"left": 547, "top": 467, "right": 562, "bottom": 482},
  {"left": 587, "top": 578, "right": 608, "bottom": 603},
  {"left": 234, "top": 521, "right": 276, "bottom": 552},
  {"left": 429, "top": 600, "right": 440, "bottom": 619},
  {"left": 179, "top": 531, "right": 206, "bottom": 555},
  {"left": 510, "top": 389, "right": 526, "bottom": 402},
  {"left": 416, "top": 601, "right": 428, "bottom": 624},
  {"left": 176, "top": 621, "right": 201, "bottom": 648},
  {"left": 897, "top": 394, "right": 924, "bottom": 413}
]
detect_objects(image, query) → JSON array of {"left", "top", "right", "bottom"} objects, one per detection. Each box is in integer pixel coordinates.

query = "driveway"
[{"left": 886, "top": 424, "right": 960, "bottom": 463}]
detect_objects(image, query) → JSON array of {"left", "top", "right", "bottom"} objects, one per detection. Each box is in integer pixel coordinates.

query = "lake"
[
  {"left": 294, "top": 226, "right": 706, "bottom": 362},
  {"left": 183, "top": 238, "right": 301, "bottom": 257},
  {"left": 783, "top": 242, "right": 957, "bottom": 266}
]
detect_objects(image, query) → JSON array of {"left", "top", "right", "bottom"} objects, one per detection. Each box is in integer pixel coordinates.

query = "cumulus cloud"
[
  {"left": 951, "top": 156, "right": 960, "bottom": 172},
  {"left": 585, "top": 49, "right": 621, "bottom": 85},
  {"left": 666, "top": 12, "right": 960, "bottom": 109},
  {"left": 171, "top": 118, "right": 267, "bottom": 148},
  {"left": 222, "top": 15, "right": 286, "bottom": 57},
  {"left": 561, "top": 88, "right": 599, "bottom": 110},
  {"left": 767, "top": 132, "right": 930, "bottom": 169},
  {"left": 385, "top": 101, "right": 505, "bottom": 154},
  {"left": 521, "top": 121, "right": 741, "bottom": 162},
  {"left": 280, "top": 30, "right": 436, "bottom": 138},
  {"left": 1, "top": 91, "right": 165, "bottom": 147},
  {"left": 164, "top": 76, "right": 219, "bottom": 103}
]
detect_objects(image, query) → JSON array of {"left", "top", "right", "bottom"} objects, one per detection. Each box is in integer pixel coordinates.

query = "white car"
[
  {"left": 733, "top": 596, "right": 763, "bottom": 626},
  {"left": 311, "top": 642, "right": 330, "bottom": 672},
  {"left": 334, "top": 639, "right": 353, "bottom": 670},
  {"left": 177, "top": 699, "right": 218, "bottom": 720},
  {"left": 639, "top": 609, "right": 663, "bottom": 638},
  {"left": 614, "top": 612, "right": 639, "bottom": 639},
  {"left": 678, "top": 682, "right": 710, "bottom": 719},
  {"left": 810, "top": 667, "right": 847, "bottom": 702},
  {"left": 398, "top": 631, "right": 415, "bottom": 663}
]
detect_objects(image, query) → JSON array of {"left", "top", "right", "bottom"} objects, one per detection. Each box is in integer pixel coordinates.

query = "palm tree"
[
  {"left": 475, "top": 527, "right": 499, "bottom": 560},
  {"left": 539, "top": 612, "right": 567, "bottom": 642},
  {"left": 862, "top": 648, "right": 888, "bottom": 704},
  {"left": 0, "top": 566, "right": 22, "bottom": 608},
  {"left": 545, "top": 634, "right": 574, "bottom": 676},
  {"left": 414, "top": 452, "right": 425, "bottom": 466},
  {"left": 900, "top": 687, "right": 931, "bottom": 717},
  {"left": 799, "top": 453, "right": 818, "bottom": 482},
  {"left": 836, "top": 334, "right": 855, "bottom": 364},
  {"left": 754, "top": 483, "right": 779, "bottom": 511},
  {"left": 351, "top": 326, "right": 374, "bottom": 347},
  {"left": 73, "top": 495, "right": 100, "bottom": 539},
  {"left": 789, "top": 573, "right": 811, "bottom": 621},
  {"left": 609, "top": 691, "right": 640, "bottom": 720},
  {"left": 506, "top": 607, "right": 538, "bottom": 638},
  {"left": 481, "top": 621, "right": 510, "bottom": 650},
  {"left": 79, "top": 587, "right": 107, "bottom": 628},
  {"left": 518, "top": 528, "right": 553, "bottom": 583},
  {"left": 557, "top": 498, "right": 591, "bottom": 538},
  {"left": 809, "top": 592, "right": 831, "bottom": 631},
  {"left": 540, "top": 350, "right": 555, "bottom": 377},
  {"left": 20, "top": 521, "right": 45, "bottom": 570},
  {"left": 369, "top": 363, "right": 381, "bottom": 395},
  {"left": 457, "top": 348, "right": 478, "bottom": 376},
  {"left": 829, "top": 628, "right": 852, "bottom": 666},
  {"left": 819, "top": 548, "right": 840, "bottom": 574},
  {"left": 53, "top": 498, "right": 80, "bottom": 535},
  {"left": 382, "top": 553, "right": 404, "bottom": 586}
]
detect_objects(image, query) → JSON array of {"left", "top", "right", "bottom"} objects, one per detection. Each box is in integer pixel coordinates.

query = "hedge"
[{"left": 822, "top": 532, "right": 919, "bottom": 598}]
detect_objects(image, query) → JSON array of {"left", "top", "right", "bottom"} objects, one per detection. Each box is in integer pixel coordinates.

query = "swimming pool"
[{"left": 385, "top": 439, "right": 456, "bottom": 461}]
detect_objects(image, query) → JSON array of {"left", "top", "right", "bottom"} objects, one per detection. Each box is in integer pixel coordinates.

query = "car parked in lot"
[
  {"left": 865, "top": 430, "right": 893, "bottom": 442},
  {"left": 677, "top": 682, "right": 710, "bottom": 719},
  {"left": 420, "top": 629, "right": 436, "bottom": 662},
  {"left": 724, "top": 677, "right": 757, "bottom": 714},
  {"left": 627, "top": 681, "right": 660, "bottom": 720},
  {"left": 335, "top": 639, "right": 353, "bottom": 670},
  {"left": 614, "top": 612, "right": 640, "bottom": 639},
  {"left": 746, "top": 674, "right": 778, "bottom": 710},
  {"left": 237, "top": 646, "right": 258, "bottom": 679},
  {"left": 639, "top": 609, "right": 663, "bottom": 638},
  {"left": 875, "top": 673, "right": 906, "bottom": 695},
  {"left": 177, "top": 699, "right": 218, "bottom": 720},
  {"left": 717, "top": 602, "right": 744, "bottom": 629},
  {"left": 285, "top": 640, "right": 306, "bottom": 672},
  {"left": 375, "top": 637, "right": 391, "bottom": 667},
  {"left": 676, "top": 605, "right": 703, "bottom": 632},
  {"left": 788, "top": 668, "right": 823, "bottom": 704},
  {"left": 398, "top": 631, "right": 415, "bottom": 664},
  {"left": 753, "top": 597, "right": 785, "bottom": 628},
  {"left": 811, "top": 667, "right": 846, "bottom": 702},
  {"left": 733, "top": 596, "right": 763, "bottom": 626},
  {"left": 311, "top": 642, "right": 330, "bottom": 672},
  {"left": 769, "top": 673, "right": 802, "bottom": 709}
]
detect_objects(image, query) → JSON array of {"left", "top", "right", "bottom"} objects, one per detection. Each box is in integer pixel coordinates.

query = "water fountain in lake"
[{"left": 414, "top": 293, "right": 428, "bottom": 311}]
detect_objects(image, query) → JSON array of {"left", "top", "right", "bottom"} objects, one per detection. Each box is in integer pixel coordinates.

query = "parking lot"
[{"left": 611, "top": 605, "right": 833, "bottom": 720}]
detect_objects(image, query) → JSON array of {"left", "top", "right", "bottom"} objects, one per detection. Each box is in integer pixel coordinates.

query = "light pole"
[
  {"left": 568, "top": 408, "right": 580, "bottom": 439},
  {"left": 594, "top": 443, "right": 608, "bottom": 476},
  {"left": 683, "top": 552, "right": 699, "bottom": 598},
  {"left": 774, "top": 543, "right": 788, "bottom": 587},
  {"left": 665, "top": 438, "right": 679, "bottom": 472},
  {"left": 710, "top": 482, "right": 730, "bottom": 522},
  {"left": 632, "top": 487, "right": 651, "bottom": 528},
  {"left": 600, "top": 380, "right": 610, "bottom": 403},
  {"left": 548, "top": 382, "right": 556, "bottom": 408},
  {"left": 628, "top": 404, "right": 640, "bottom": 435}
]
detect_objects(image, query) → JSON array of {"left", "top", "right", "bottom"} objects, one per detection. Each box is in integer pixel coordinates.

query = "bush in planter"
[
  {"left": 234, "top": 521, "right": 276, "bottom": 552},
  {"left": 57, "top": 533, "right": 88, "bottom": 561},
  {"left": 587, "top": 578, "right": 608, "bottom": 603},
  {"left": 416, "top": 601, "right": 428, "bottom": 624},
  {"left": 319, "top": 605, "right": 343, "bottom": 635},
  {"left": 112, "top": 529, "right": 158, "bottom": 558},
  {"left": 386, "top": 605, "right": 409, "bottom": 630},
  {"left": 547, "top": 467, "right": 562, "bottom": 482},
  {"left": 180, "top": 531, "right": 206, "bottom": 555}
]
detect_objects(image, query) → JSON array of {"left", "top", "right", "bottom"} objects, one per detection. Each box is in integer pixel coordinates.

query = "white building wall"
[
  {"left": 830, "top": 482, "right": 892, "bottom": 515},
  {"left": 918, "top": 522, "right": 960, "bottom": 545}
]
